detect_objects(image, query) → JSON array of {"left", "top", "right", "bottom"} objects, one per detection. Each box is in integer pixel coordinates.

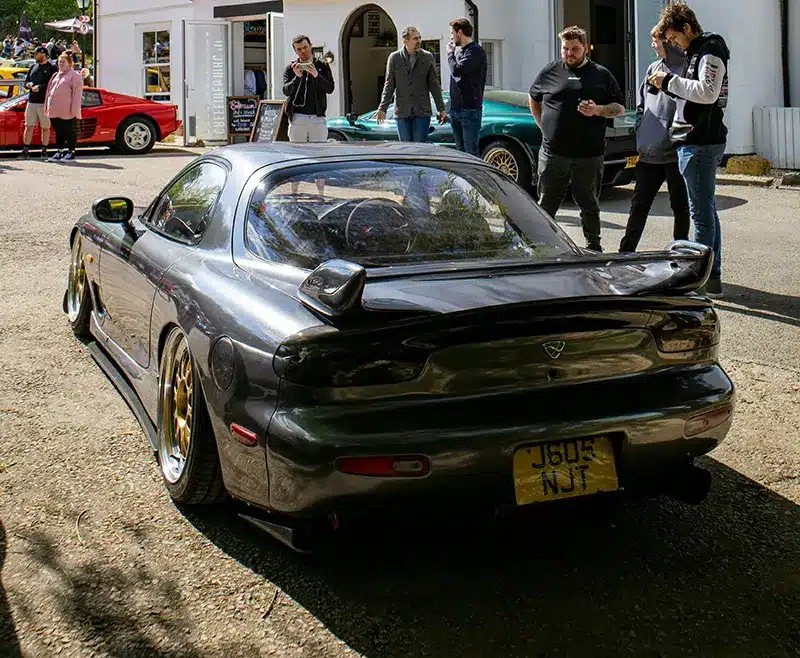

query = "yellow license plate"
[
  {"left": 625, "top": 155, "right": 640, "bottom": 168},
  {"left": 513, "top": 437, "right": 619, "bottom": 505}
]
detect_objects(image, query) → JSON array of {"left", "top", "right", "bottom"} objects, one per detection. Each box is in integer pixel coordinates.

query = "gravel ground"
[{"left": 0, "top": 147, "right": 798, "bottom": 658}]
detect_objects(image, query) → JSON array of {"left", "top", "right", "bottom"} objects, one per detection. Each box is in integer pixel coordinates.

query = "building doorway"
[
  {"left": 557, "top": 0, "right": 636, "bottom": 107},
  {"left": 341, "top": 5, "right": 398, "bottom": 115}
]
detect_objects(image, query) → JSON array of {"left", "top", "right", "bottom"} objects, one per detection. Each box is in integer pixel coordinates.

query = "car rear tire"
[
  {"left": 157, "top": 327, "right": 227, "bottom": 505},
  {"left": 116, "top": 116, "right": 157, "bottom": 155},
  {"left": 482, "top": 140, "right": 534, "bottom": 192},
  {"left": 66, "top": 236, "right": 92, "bottom": 338}
]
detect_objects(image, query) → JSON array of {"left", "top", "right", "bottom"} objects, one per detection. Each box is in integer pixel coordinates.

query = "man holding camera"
[
  {"left": 529, "top": 26, "right": 625, "bottom": 252},
  {"left": 282, "top": 35, "right": 335, "bottom": 143},
  {"left": 19, "top": 46, "right": 57, "bottom": 159}
]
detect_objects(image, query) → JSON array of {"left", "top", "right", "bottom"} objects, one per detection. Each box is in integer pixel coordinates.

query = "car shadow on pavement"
[
  {"left": 185, "top": 457, "right": 800, "bottom": 657},
  {"left": 0, "top": 521, "right": 22, "bottom": 658},
  {"left": 716, "top": 284, "right": 800, "bottom": 329}
]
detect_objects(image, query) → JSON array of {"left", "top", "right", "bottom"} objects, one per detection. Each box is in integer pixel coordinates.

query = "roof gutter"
[
  {"left": 465, "top": 0, "right": 479, "bottom": 44},
  {"left": 780, "top": 0, "right": 790, "bottom": 107}
]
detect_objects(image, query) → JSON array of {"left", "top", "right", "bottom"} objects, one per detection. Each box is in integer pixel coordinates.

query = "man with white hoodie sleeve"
[{"left": 619, "top": 27, "right": 689, "bottom": 253}]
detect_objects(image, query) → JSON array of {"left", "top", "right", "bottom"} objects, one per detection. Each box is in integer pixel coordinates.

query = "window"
[
  {"left": 81, "top": 90, "right": 102, "bottom": 108},
  {"left": 245, "top": 160, "right": 574, "bottom": 269},
  {"left": 142, "top": 28, "right": 171, "bottom": 102},
  {"left": 422, "top": 39, "right": 442, "bottom": 80},
  {"left": 482, "top": 40, "right": 502, "bottom": 89},
  {"left": 149, "top": 163, "right": 227, "bottom": 243}
]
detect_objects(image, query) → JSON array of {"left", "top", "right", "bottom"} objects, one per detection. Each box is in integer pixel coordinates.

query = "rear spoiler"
[{"left": 297, "top": 240, "right": 714, "bottom": 319}]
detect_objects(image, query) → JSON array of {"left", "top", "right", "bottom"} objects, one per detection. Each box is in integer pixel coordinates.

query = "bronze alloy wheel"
[
  {"left": 159, "top": 332, "right": 194, "bottom": 484},
  {"left": 484, "top": 145, "right": 520, "bottom": 181},
  {"left": 67, "top": 238, "right": 87, "bottom": 323}
]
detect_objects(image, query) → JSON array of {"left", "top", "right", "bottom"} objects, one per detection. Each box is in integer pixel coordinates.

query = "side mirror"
[
  {"left": 346, "top": 112, "right": 359, "bottom": 125},
  {"left": 92, "top": 197, "right": 135, "bottom": 224}
]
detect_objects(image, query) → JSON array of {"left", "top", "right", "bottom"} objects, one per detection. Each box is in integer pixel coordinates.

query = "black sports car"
[{"left": 65, "top": 142, "right": 734, "bottom": 551}]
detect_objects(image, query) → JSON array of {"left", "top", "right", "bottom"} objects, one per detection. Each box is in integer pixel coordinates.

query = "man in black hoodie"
[
  {"left": 19, "top": 46, "right": 57, "bottom": 159},
  {"left": 648, "top": 2, "right": 730, "bottom": 298}
]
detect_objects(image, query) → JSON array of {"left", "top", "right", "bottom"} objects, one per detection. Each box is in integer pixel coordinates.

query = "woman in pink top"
[{"left": 44, "top": 53, "right": 83, "bottom": 162}]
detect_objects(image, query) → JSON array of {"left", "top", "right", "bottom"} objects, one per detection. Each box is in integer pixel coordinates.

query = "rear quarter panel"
[{"left": 97, "top": 91, "right": 179, "bottom": 142}]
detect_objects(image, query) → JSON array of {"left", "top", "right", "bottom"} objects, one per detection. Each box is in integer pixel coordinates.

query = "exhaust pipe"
[{"left": 665, "top": 463, "right": 713, "bottom": 505}]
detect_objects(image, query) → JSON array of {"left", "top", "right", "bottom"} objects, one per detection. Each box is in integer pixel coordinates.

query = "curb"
[{"left": 716, "top": 174, "right": 775, "bottom": 188}]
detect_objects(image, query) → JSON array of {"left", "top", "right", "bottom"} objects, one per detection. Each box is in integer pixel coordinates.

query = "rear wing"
[{"left": 298, "top": 240, "right": 714, "bottom": 319}]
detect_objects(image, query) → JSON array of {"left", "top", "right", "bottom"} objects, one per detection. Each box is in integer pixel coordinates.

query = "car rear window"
[{"left": 245, "top": 160, "right": 576, "bottom": 269}]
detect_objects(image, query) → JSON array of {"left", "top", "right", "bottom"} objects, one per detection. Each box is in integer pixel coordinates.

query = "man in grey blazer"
[{"left": 377, "top": 26, "right": 446, "bottom": 142}]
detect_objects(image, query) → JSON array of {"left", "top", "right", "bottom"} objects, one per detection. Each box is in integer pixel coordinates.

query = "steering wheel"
[{"left": 345, "top": 198, "right": 413, "bottom": 254}]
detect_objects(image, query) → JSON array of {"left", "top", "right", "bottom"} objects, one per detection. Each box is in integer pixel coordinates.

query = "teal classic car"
[{"left": 327, "top": 89, "right": 639, "bottom": 193}]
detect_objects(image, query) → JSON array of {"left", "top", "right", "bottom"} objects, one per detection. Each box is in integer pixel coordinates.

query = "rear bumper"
[{"left": 265, "top": 365, "right": 735, "bottom": 517}]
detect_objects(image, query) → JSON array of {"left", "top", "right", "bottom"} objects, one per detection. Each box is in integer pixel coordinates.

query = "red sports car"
[{"left": 0, "top": 87, "right": 182, "bottom": 154}]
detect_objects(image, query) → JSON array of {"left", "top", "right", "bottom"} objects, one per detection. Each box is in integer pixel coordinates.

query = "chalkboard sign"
[
  {"left": 227, "top": 96, "right": 259, "bottom": 142},
  {"left": 249, "top": 100, "right": 290, "bottom": 143}
]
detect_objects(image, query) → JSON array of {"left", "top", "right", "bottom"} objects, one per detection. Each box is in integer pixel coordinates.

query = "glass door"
[
  {"left": 268, "top": 13, "right": 285, "bottom": 100},
  {"left": 183, "top": 21, "right": 232, "bottom": 145}
]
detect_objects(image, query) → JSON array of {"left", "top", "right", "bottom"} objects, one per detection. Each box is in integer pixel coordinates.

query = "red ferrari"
[{"left": 0, "top": 87, "right": 182, "bottom": 155}]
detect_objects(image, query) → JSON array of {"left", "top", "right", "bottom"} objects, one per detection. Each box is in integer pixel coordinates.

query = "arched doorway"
[{"left": 341, "top": 5, "right": 397, "bottom": 115}]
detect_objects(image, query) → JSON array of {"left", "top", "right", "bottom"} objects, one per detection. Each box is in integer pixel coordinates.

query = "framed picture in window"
[{"left": 351, "top": 14, "right": 364, "bottom": 38}]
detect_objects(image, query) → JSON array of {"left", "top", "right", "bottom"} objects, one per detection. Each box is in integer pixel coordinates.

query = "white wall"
[
  {"left": 790, "top": 0, "right": 800, "bottom": 107},
  {"left": 495, "top": 0, "right": 553, "bottom": 93}
]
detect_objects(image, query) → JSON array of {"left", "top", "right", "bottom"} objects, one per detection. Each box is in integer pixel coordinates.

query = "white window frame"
[
  {"left": 482, "top": 39, "right": 503, "bottom": 90},
  {"left": 138, "top": 23, "right": 172, "bottom": 103}
]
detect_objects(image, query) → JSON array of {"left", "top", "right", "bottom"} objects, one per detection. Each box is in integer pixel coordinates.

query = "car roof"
[{"left": 211, "top": 141, "right": 486, "bottom": 172}]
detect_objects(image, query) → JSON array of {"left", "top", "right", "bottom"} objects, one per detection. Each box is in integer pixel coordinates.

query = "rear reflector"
[
  {"left": 335, "top": 455, "right": 430, "bottom": 477},
  {"left": 230, "top": 423, "right": 259, "bottom": 447},
  {"left": 684, "top": 406, "right": 732, "bottom": 437}
]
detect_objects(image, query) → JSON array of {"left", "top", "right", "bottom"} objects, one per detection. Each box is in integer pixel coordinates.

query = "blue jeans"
[
  {"left": 677, "top": 143, "right": 726, "bottom": 279},
  {"left": 451, "top": 108, "right": 482, "bottom": 157},
  {"left": 396, "top": 116, "right": 432, "bottom": 143}
]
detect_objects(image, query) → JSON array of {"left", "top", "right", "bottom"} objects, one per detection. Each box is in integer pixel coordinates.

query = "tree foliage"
[{"left": 1, "top": 0, "right": 92, "bottom": 41}]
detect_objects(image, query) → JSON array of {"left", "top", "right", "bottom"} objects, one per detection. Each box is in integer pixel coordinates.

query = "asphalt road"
[{"left": 0, "top": 146, "right": 798, "bottom": 658}]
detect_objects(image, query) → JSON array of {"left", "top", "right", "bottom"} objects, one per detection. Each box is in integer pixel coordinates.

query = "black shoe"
[
  {"left": 705, "top": 278, "right": 723, "bottom": 299},
  {"left": 586, "top": 243, "right": 603, "bottom": 253},
  {"left": 18, "top": 149, "right": 29, "bottom": 159},
  {"left": 40, "top": 149, "right": 48, "bottom": 159}
]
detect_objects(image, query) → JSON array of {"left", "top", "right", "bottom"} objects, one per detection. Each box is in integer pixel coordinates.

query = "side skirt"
[{"left": 86, "top": 340, "right": 159, "bottom": 451}]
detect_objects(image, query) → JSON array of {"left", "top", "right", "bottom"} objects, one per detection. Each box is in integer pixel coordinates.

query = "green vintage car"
[{"left": 327, "top": 89, "right": 640, "bottom": 193}]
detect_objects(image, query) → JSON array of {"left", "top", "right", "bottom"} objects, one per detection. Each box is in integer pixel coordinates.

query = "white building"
[{"left": 95, "top": 0, "right": 799, "bottom": 156}]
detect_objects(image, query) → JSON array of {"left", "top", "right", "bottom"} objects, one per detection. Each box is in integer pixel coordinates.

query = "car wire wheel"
[
  {"left": 484, "top": 145, "right": 520, "bottom": 181},
  {"left": 160, "top": 333, "right": 194, "bottom": 484}
]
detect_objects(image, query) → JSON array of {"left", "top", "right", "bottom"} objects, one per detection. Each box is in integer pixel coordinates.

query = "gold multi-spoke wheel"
[
  {"left": 157, "top": 327, "right": 226, "bottom": 504},
  {"left": 481, "top": 140, "right": 534, "bottom": 193},
  {"left": 160, "top": 333, "right": 194, "bottom": 484},
  {"left": 484, "top": 146, "right": 519, "bottom": 180},
  {"left": 66, "top": 237, "right": 91, "bottom": 336}
]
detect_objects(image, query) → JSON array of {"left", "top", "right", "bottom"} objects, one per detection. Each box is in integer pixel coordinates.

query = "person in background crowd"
[
  {"left": 44, "top": 53, "right": 83, "bottom": 163},
  {"left": 377, "top": 26, "right": 446, "bottom": 142},
  {"left": 529, "top": 25, "right": 625, "bottom": 252},
  {"left": 70, "top": 41, "right": 82, "bottom": 66},
  {"left": 80, "top": 68, "right": 94, "bottom": 87},
  {"left": 648, "top": 2, "right": 730, "bottom": 299},
  {"left": 282, "top": 34, "right": 335, "bottom": 143},
  {"left": 446, "top": 17, "right": 487, "bottom": 157},
  {"left": 19, "top": 46, "right": 58, "bottom": 159},
  {"left": 619, "top": 26, "right": 690, "bottom": 253}
]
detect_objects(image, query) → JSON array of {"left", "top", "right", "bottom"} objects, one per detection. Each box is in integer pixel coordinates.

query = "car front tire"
[
  {"left": 116, "top": 116, "right": 157, "bottom": 155},
  {"left": 66, "top": 236, "right": 92, "bottom": 338},
  {"left": 157, "top": 327, "right": 226, "bottom": 505}
]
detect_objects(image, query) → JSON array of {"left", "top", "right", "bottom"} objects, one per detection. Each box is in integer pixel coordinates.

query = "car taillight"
[
  {"left": 650, "top": 308, "right": 720, "bottom": 353},
  {"left": 335, "top": 455, "right": 430, "bottom": 477}
]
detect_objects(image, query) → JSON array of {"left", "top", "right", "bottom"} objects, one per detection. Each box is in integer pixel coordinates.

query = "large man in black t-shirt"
[{"left": 529, "top": 26, "right": 625, "bottom": 251}]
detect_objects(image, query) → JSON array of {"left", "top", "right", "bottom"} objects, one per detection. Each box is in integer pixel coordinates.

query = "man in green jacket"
[{"left": 377, "top": 26, "right": 446, "bottom": 142}]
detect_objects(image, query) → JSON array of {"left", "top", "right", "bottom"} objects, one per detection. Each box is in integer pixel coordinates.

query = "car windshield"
[{"left": 245, "top": 160, "right": 577, "bottom": 269}]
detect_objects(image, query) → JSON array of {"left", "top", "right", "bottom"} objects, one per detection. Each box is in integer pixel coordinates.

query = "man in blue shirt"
[{"left": 446, "top": 17, "right": 487, "bottom": 157}]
